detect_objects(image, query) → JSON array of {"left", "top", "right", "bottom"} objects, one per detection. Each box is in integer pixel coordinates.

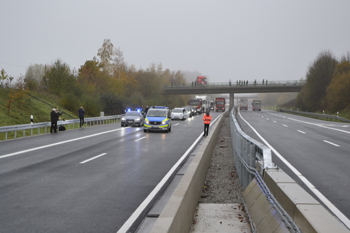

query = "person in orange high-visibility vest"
[{"left": 203, "top": 111, "right": 212, "bottom": 137}]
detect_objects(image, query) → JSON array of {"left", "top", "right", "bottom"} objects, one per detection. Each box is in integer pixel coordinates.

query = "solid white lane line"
[
  {"left": 175, "top": 123, "right": 179, "bottom": 126},
  {"left": 0, "top": 128, "right": 127, "bottom": 160},
  {"left": 283, "top": 124, "right": 288, "bottom": 127},
  {"left": 117, "top": 113, "right": 224, "bottom": 233},
  {"left": 134, "top": 137, "right": 146, "bottom": 142},
  {"left": 298, "top": 130, "right": 306, "bottom": 134},
  {"left": 238, "top": 111, "right": 350, "bottom": 228},
  {"left": 323, "top": 140, "right": 340, "bottom": 147},
  {"left": 287, "top": 117, "right": 350, "bottom": 135},
  {"left": 80, "top": 153, "right": 106, "bottom": 164}
]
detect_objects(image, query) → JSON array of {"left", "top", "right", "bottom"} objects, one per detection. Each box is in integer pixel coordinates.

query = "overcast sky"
[{"left": 1, "top": 0, "right": 349, "bottom": 83}]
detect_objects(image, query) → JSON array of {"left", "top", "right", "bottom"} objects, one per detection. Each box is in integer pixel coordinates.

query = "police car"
[{"left": 144, "top": 106, "right": 172, "bottom": 133}]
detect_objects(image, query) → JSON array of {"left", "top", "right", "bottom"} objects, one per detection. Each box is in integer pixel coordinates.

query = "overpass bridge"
[{"left": 162, "top": 80, "right": 305, "bottom": 111}]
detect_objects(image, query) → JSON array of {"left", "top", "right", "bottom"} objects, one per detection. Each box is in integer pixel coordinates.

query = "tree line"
[
  {"left": 282, "top": 50, "right": 350, "bottom": 115},
  {"left": 1, "top": 39, "right": 189, "bottom": 117}
]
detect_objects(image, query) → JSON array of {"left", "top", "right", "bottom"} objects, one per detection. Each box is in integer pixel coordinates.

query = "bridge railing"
[
  {"left": 163, "top": 80, "right": 305, "bottom": 88},
  {"left": 0, "top": 115, "right": 122, "bottom": 141},
  {"left": 229, "top": 107, "right": 301, "bottom": 233}
]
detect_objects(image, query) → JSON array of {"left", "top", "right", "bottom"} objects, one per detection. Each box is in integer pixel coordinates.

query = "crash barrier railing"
[
  {"left": 0, "top": 115, "right": 122, "bottom": 141},
  {"left": 278, "top": 108, "right": 350, "bottom": 123},
  {"left": 230, "top": 108, "right": 301, "bottom": 233},
  {"left": 163, "top": 80, "right": 306, "bottom": 88}
]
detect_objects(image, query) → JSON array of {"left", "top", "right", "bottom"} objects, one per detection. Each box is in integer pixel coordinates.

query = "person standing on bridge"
[{"left": 203, "top": 111, "right": 212, "bottom": 137}]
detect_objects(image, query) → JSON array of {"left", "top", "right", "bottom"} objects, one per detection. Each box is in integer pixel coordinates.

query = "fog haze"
[{"left": 1, "top": 0, "right": 349, "bottom": 83}]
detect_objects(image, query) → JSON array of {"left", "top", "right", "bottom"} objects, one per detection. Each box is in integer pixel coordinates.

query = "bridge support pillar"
[{"left": 229, "top": 93, "right": 234, "bottom": 112}]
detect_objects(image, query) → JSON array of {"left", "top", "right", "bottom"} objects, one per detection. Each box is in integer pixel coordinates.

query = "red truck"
[
  {"left": 189, "top": 98, "right": 203, "bottom": 114},
  {"left": 215, "top": 97, "right": 225, "bottom": 112},
  {"left": 195, "top": 76, "right": 207, "bottom": 86}
]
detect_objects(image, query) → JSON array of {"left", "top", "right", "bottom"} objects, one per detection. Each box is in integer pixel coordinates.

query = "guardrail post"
[
  {"left": 45, "top": 126, "right": 47, "bottom": 134},
  {"left": 249, "top": 144, "right": 255, "bottom": 184},
  {"left": 38, "top": 128, "right": 40, "bottom": 135},
  {"left": 23, "top": 129, "right": 25, "bottom": 137},
  {"left": 31, "top": 129, "right": 33, "bottom": 136},
  {"left": 15, "top": 131, "right": 17, "bottom": 139}
]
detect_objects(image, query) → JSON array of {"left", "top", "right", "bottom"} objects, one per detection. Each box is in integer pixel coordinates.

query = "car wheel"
[
  {"left": 144, "top": 129, "right": 147, "bottom": 132},
  {"left": 169, "top": 126, "right": 171, "bottom": 132},
  {"left": 121, "top": 124, "right": 124, "bottom": 127}
]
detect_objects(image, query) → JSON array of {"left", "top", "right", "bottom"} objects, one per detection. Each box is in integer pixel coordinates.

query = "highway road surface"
[
  {"left": 0, "top": 112, "right": 221, "bottom": 233},
  {"left": 237, "top": 108, "right": 350, "bottom": 228}
]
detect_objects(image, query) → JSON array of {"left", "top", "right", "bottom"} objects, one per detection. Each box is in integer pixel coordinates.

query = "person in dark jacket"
[
  {"left": 79, "top": 106, "right": 85, "bottom": 128},
  {"left": 50, "top": 108, "right": 62, "bottom": 133}
]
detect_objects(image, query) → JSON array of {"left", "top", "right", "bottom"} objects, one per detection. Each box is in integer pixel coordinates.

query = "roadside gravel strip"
[{"left": 190, "top": 114, "right": 251, "bottom": 232}]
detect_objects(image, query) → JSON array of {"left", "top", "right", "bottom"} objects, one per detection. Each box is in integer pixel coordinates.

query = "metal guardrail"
[
  {"left": 230, "top": 108, "right": 301, "bottom": 233},
  {"left": 163, "top": 80, "right": 306, "bottom": 88},
  {"left": 0, "top": 115, "right": 123, "bottom": 140},
  {"left": 279, "top": 109, "right": 350, "bottom": 123}
]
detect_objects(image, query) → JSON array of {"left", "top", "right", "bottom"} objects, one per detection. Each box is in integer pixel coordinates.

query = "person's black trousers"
[
  {"left": 204, "top": 123, "right": 210, "bottom": 136},
  {"left": 51, "top": 121, "right": 57, "bottom": 133},
  {"left": 80, "top": 117, "right": 84, "bottom": 127}
]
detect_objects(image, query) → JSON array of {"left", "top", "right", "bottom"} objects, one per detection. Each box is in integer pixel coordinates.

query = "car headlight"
[
  {"left": 161, "top": 121, "right": 167, "bottom": 125},
  {"left": 121, "top": 117, "right": 125, "bottom": 121},
  {"left": 135, "top": 118, "right": 140, "bottom": 121},
  {"left": 145, "top": 119, "right": 149, "bottom": 124}
]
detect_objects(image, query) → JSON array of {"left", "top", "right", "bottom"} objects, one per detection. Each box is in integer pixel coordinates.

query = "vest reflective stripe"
[{"left": 203, "top": 115, "right": 212, "bottom": 124}]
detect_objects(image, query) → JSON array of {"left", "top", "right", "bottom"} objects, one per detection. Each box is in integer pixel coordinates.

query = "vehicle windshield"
[
  {"left": 217, "top": 101, "right": 224, "bottom": 105},
  {"left": 184, "top": 106, "right": 191, "bottom": 111},
  {"left": 125, "top": 112, "right": 141, "bottom": 116},
  {"left": 189, "top": 100, "right": 200, "bottom": 105},
  {"left": 172, "top": 109, "right": 183, "bottom": 113},
  {"left": 147, "top": 110, "right": 167, "bottom": 117},
  {"left": 254, "top": 103, "right": 261, "bottom": 105}
]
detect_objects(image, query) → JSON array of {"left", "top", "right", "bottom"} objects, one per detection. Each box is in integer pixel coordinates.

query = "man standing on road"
[
  {"left": 50, "top": 108, "right": 62, "bottom": 133},
  {"left": 79, "top": 106, "right": 85, "bottom": 128},
  {"left": 203, "top": 111, "right": 212, "bottom": 137}
]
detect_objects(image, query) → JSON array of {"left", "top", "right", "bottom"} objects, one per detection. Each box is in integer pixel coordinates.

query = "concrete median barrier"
[
  {"left": 149, "top": 113, "right": 224, "bottom": 233},
  {"left": 243, "top": 168, "right": 350, "bottom": 233}
]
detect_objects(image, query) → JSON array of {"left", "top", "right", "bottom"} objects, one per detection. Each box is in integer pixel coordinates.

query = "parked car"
[
  {"left": 144, "top": 106, "right": 172, "bottom": 133},
  {"left": 184, "top": 106, "right": 193, "bottom": 118},
  {"left": 121, "top": 111, "right": 144, "bottom": 127},
  {"left": 171, "top": 107, "right": 190, "bottom": 120}
]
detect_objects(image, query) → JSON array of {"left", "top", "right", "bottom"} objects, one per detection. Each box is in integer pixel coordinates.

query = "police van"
[{"left": 144, "top": 106, "right": 172, "bottom": 133}]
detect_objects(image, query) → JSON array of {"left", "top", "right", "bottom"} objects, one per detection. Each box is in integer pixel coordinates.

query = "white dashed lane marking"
[
  {"left": 323, "top": 140, "right": 340, "bottom": 147},
  {"left": 80, "top": 153, "right": 106, "bottom": 164},
  {"left": 135, "top": 137, "right": 146, "bottom": 142}
]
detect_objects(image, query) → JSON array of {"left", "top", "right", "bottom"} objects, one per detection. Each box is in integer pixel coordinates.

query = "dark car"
[
  {"left": 184, "top": 106, "right": 193, "bottom": 118},
  {"left": 121, "top": 111, "right": 144, "bottom": 127}
]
